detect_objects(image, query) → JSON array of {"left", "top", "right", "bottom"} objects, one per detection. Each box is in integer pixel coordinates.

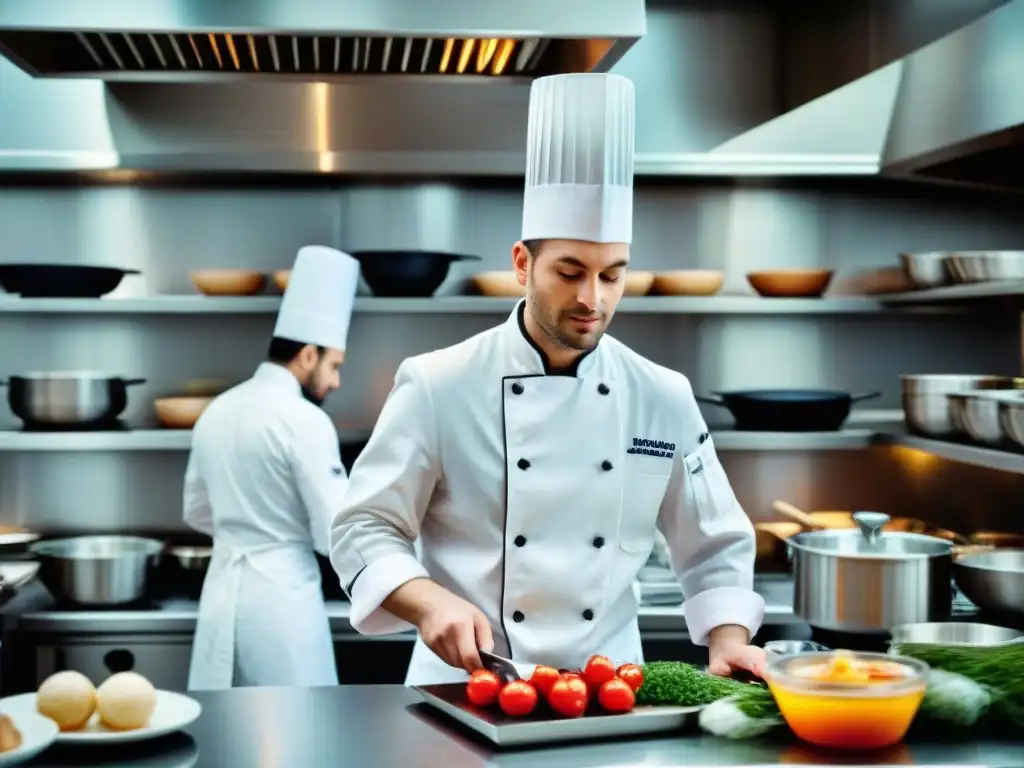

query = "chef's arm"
[
  {"left": 289, "top": 412, "right": 348, "bottom": 557},
  {"left": 182, "top": 450, "right": 214, "bottom": 537},
  {"left": 330, "top": 360, "right": 439, "bottom": 635},
  {"left": 658, "top": 428, "right": 765, "bottom": 647}
]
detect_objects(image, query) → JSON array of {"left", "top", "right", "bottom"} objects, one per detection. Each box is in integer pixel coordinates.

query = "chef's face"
[
  {"left": 514, "top": 239, "right": 629, "bottom": 353},
  {"left": 296, "top": 346, "right": 345, "bottom": 407}
]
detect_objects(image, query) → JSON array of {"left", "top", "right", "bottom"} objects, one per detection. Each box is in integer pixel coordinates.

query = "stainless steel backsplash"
[{"left": 0, "top": 178, "right": 1021, "bottom": 536}]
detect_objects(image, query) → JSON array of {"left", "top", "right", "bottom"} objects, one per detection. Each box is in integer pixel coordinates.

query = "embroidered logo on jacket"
[{"left": 627, "top": 437, "right": 676, "bottom": 459}]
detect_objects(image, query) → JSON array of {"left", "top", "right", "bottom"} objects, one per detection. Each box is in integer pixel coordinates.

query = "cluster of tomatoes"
[{"left": 465, "top": 655, "right": 644, "bottom": 719}]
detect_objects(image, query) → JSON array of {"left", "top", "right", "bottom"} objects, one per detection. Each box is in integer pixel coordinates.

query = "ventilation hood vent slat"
[{"left": 0, "top": 0, "right": 644, "bottom": 82}]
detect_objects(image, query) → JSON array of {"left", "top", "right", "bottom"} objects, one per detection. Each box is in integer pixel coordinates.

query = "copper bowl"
[
  {"left": 191, "top": 270, "right": 266, "bottom": 297},
  {"left": 747, "top": 269, "right": 835, "bottom": 298},
  {"left": 653, "top": 270, "right": 725, "bottom": 296}
]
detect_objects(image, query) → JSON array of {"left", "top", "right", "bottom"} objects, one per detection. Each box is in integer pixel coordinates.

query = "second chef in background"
[
  {"left": 331, "top": 73, "right": 766, "bottom": 686},
  {"left": 184, "top": 245, "right": 360, "bottom": 691}
]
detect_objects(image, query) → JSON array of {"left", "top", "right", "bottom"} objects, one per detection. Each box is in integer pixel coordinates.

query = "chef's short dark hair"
[
  {"left": 267, "top": 337, "right": 325, "bottom": 363},
  {"left": 522, "top": 239, "right": 546, "bottom": 258}
]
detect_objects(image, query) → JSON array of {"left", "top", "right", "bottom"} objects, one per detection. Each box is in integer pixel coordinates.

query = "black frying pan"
[
  {"left": 696, "top": 389, "right": 881, "bottom": 431},
  {"left": 350, "top": 251, "right": 480, "bottom": 297},
  {"left": 0, "top": 264, "right": 139, "bottom": 298}
]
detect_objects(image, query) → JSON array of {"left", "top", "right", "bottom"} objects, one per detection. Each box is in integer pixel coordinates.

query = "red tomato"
[
  {"left": 498, "top": 680, "right": 538, "bottom": 717},
  {"left": 529, "top": 665, "right": 560, "bottom": 698},
  {"left": 583, "top": 655, "right": 617, "bottom": 689},
  {"left": 548, "top": 676, "right": 589, "bottom": 718},
  {"left": 616, "top": 663, "right": 645, "bottom": 692},
  {"left": 598, "top": 678, "right": 636, "bottom": 713},
  {"left": 466, "top": 670, "right": 502, "bottom": 707}
]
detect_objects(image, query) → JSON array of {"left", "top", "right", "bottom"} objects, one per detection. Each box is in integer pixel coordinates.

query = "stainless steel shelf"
[
  {"left": 0, "top": 295, "right": 948, "bottom": 315},
  {"left": 0, "top": 428, "right": 372, "bottom": 452},
  {"left": 711, "top": 428, "right": 877, "bottom": 451},
  {"left": 875, "top": 430, "right": 1024, "bottom": 474},
  {"left": 878, "top": 280, "right": 1024, "bottom": 305}
]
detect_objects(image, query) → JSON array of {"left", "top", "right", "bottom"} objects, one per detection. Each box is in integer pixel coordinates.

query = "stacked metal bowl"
[
  {"left": 899, "top": 250, "right": 1024, "bottom": 289},
  {"left": 901, "top": 374, "right": 1024, "bottom": 448}
]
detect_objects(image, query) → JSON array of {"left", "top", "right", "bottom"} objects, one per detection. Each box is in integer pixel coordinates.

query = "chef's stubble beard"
[{"left": 526, "top": 281, "right": 604, "bottom": 352}]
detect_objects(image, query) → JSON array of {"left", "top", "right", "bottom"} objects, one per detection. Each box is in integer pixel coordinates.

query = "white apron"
[{"left": 187, "top": 540, "right": 337, "bottom": 690}]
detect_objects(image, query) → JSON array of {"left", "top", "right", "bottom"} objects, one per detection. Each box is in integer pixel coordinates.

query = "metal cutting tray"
[{"left": 414, "top": 683, "right": 703, "bottom": 747}]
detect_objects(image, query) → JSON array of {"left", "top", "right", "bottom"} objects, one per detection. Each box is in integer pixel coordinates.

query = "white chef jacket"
[
  {"left": 330, "top": 302, "right": 765, "bottom": 685},
  {"left": 184, "top": 362, "right": 346, "bottom": 690}
]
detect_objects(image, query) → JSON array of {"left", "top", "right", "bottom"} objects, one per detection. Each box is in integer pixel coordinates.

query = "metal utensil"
[
  {"left": 899, "top": 252, "right": 953, "bottom": 289},
  {"left": 948, "top": 390, "right": 1024, "bottom": 445},
  {"left": 998, "top": 396, "right": 1024, "bottom": 451},
  {"left": 30, "top": 535, "right": 164, "bottom": 606},
  {"left": 946, "top": 251, "right": 1024, "bottom": 283},
  {"left": 2, "top": 372, "right": 146, "bottom": 427},
  {"left": 889, "top": 621, "right": 1024, "bottom": 647},
  {"left": 788, "top": 511, "right": 955, "bottom": 632},
  {"left": 168, "top": 545, "right": 212, "bottom": 571},
  {"left": 953, "top": 549, "right": 1024, "bottom": 615},
  {"left": 480, "top": 650, "right": 531, "bottom": 683},
  {"left": 901, "top": 374, "right": 1018, "bottom": 438}
]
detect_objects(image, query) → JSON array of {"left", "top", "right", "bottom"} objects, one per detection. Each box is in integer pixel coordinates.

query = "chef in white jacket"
[
  {"left": 184, "top": 245, "right": 360, "bottom": 690},
  {"left": 330, "top": 73, "right": 766, "bottom": 686}
]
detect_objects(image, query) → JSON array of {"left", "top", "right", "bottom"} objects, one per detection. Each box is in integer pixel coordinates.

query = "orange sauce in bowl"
[{"left": 767, "top": 651, "right": 926, "bottom": 750}]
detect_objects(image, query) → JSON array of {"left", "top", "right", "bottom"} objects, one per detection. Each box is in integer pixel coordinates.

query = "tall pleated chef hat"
[
  {"left": 273, "top": 245, "right": 360, "bottom": 351},
  {"left": 521, "top": 73, "right": 636, "bottom": 244}
]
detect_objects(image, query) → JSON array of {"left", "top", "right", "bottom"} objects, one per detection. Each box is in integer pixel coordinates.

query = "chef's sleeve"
[
  {"left": 182, "top": 450, "right": 214, "bottom": 537},
  {"left": 289, "top": 411, "right": 348, "bottom": 557},
  {"left": 330, "top": 359, "right": 437, "bottom": 635},
  {"left": 658, "top": 384, "right": 766, "bottom": 647}
]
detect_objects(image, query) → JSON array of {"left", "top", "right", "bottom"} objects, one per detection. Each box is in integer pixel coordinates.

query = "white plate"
[
  {"left": 0, "top": 711, "right": 58, "bottom": 766},
  {"left": 0, "top": 690, "right": 201, "bottom": 745}
]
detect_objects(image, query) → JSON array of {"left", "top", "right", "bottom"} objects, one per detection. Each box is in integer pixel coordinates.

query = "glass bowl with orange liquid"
[{"left": 763, "top": 650, "right": 929, "bottom": 750}]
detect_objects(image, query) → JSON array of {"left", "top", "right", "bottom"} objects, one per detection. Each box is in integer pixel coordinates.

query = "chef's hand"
[
  {"left": 386, "top": 578, "right": 494, "bottom": 673},
  {"left": 706, "top": 624, "right": 767, "bottom": 679}
]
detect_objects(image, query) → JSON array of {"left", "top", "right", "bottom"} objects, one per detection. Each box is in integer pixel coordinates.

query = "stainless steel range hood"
[
  {"left": 703, "top": 0, "right": 1024, "bottom": 192},
  {"left": 0, "top": 0, "right": 644, "bottom": 83}
]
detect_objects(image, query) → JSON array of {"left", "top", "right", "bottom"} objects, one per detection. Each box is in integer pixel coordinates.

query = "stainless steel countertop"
[
  {"left": 5, "top": 577, "right": 798, "bottom": 636},
  {"left": 27, "top": 685, "right": 1024, "bottom": 768}
]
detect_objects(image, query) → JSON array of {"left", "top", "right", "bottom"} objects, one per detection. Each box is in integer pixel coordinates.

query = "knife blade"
[{"left": 480, "top": 650, "right": 534, "bottom": 683}]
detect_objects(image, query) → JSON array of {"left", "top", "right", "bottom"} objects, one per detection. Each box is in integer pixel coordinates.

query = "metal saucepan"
[
  {"left": 30, "top": 535, "right": 164, "bottom": 606},
  {"left": 953, "top": 549, "right": 1024, "bottom": 616},
  {"left": 755, "top": 501, "right": 967, "bottom": 573},
  {"left": 889, "top": 621, "right": 1024, "bottom": 647},
  {"left": 901, "top": 374, "right": 1022, "bottom": 438},
  {"left": 0, "top": 264, "right": 140, "bottom": 298},
  {"left": 696, "top": 389, "right": 880, "bottom": 432},
  {"left": 2, "top": 372, "right": 146, "bottom": 428},
  {"left": 787, "top": 510, "right": 961, "bottom": 632},
  {"left": 167, "top": 545, "right": 212, "bottom": 572},
  {"left": 350, "top": 251, "right": 481, "bottom": 298}
]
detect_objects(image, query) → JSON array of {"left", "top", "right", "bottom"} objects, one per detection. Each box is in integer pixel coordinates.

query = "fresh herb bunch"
[
  {"left": 636, "top": 661, "right": 773, "bottom": 710},
  {"left": 894, "top": 642, "right": 1024, "bottom": 728}
]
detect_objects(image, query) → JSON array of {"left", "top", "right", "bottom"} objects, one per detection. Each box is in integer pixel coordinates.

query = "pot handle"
[
  {"left": 695, "top": 394, "right": 726, "bottom": 407},
  {"left": 849, "top": 392, "right": 881, "bottom": 403},
  {"left": 120, "top": 379, "right": 146, "bottom": 386}
]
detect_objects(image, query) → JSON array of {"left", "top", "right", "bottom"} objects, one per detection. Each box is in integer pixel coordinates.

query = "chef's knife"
[{"left": 480, "top": 650, "right": 535, "bottom": 683}]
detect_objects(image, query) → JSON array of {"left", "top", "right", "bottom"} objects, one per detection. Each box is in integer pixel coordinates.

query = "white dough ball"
[
  {"left": 36, "top": 670, "right": 96, "bottom": 731},
  {"left": 96, "top": 672, "right": 156, "bottom": 731}
]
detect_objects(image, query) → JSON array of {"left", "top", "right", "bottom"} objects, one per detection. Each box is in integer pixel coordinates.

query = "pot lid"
[{"left": 789, "top": 511, "right": 953, "bottom": 558}]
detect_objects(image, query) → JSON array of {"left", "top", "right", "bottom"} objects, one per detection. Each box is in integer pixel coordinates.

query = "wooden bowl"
[
  {"left": 191, "top": 270, "right": 267, "bottom": 297},
  {"left": 273, "top": 270, "right": 290, "bottom": 293},
  {"left": 624, "top": 271, "right": 655, "bottom": 296},
  {"left": 747, "top": 269, "right": 834, "bottom": 298},
  {"left": 154, "top": 397, "right": 214, "bottom": 429},
  {"left": 473, "top": 271, "right": 524, "bottom": 297},
  {"left": 653, "top": 270, "right": 725, "bottom": 296}
]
